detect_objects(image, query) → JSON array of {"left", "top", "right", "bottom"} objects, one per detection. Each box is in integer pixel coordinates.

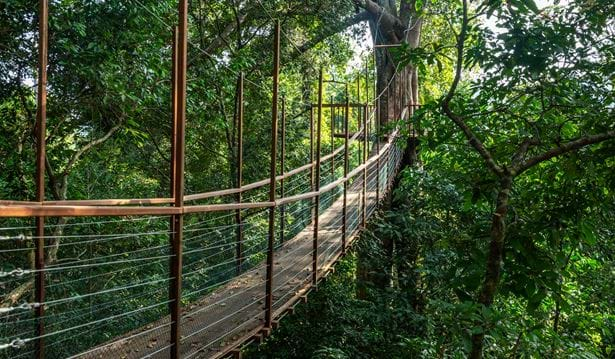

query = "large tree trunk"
[{"left": 355, "top": 0, "right": 423, "bottom": 299}]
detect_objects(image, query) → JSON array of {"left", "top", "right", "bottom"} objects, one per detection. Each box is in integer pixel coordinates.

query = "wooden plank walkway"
[{"left": 77, "top": 143, "right": 401, "bottom": 359}]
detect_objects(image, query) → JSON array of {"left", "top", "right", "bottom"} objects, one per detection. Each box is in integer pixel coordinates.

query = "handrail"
[
  {"left": 276, "top": 128, "right": 399, "bottom": 206},
  {"left": 0, "top": 108, "right": 376, "bottom": 209},
  {"left": 184, "top": 118, "right": 368, "bottom": 201},
  {"left": 0, "top": 127, "right": 398, "bottom": 218}
]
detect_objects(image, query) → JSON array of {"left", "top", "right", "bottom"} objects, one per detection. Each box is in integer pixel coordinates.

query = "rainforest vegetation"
[{"left": 1, "top": 0, "right": 614, "bottom": 358}]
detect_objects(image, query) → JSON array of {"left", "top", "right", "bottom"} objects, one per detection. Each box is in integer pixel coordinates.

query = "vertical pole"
[
  {"left": 330, "top": 96, "right": 335, "bottom": 181},
  {"left": 404, "top": 69, "right": 409, "bottom": 120},
  {"left": 365, "top": 58, "right": 370, "bottom": 153},
  {"left": 399, "top": 70, "right": 404, "bottom": 120},
  {"left": 35, "top": 1, "right": 48, "bottom": 357},
  {"left": 356, "top": 77, "right": 361, "bottom": 166},
  {"left": 363, "top": 61, "right": 370, "bottom": 222},
  {"left": 279, "top": 97, "right": 286, "bottom": 244},
  {"left": 169, "top": 26, "right": 179, "bottom": 344},
  {"left": 362, "top": 104, "right": 368, "bottom": 228},
  {"left": 170, "top": 0, "right": 188, "bottom": 356},
  {"left": 313, "top": 69, "right": 323, "bottom": 286},
  {"left": 309, "top": 105, "right": 315, "bottom": 219},
  {"left": 387, "top": 79, "right": 392, "bottom": 121},
  {"left": 170, "top": 27, "right": 179, "bottom": 207},
  {"left": 374, "top": 52, "right": 380, "bottom": 203},
  {"left": 235, "top": 73, "right": 244, "bottom": 274},
  {"left": 265, "top": 20, "right": 280, "bottom": 329},
  {"left": 342, "top": 84, "right": 349, "bottom": 253},
  {"left": 402, "top": 72, "right": 406, "bottom": 119},
  {"left": 397, "top": 72, "right": 401, "bottom": 120},
  {"left": 399, "top": 69, "right": 403, "bottom": 119}
]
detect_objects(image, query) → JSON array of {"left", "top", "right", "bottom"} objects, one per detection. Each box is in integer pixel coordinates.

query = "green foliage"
[{"left": 250, "top": 1, "right": 614, "bottom": 357}]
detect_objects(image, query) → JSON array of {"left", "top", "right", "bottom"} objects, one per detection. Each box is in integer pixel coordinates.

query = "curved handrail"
[
  {"left": 0, "top": 107, "right": 379, "bottom": 211},
  {"left": 0, "top": 127, "right": 398, "bottom": 218}
]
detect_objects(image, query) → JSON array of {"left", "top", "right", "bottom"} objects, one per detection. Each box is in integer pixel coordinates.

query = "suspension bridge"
[{"left": 0, "top": 2, "right": 417, "bottom": 358}]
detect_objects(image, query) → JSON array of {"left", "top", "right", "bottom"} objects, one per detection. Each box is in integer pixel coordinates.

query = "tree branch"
[
  {"left": 399, "top": 0, "right": 416, "bottom": 27},
  {"left": 441, "top": 0, "right": 503, "bottom": 177},
  {"left": 64, "top": 123, "right": 122, "bottom": 176},
  {"left": 296, "top": 11, "right": 370, "bottom": 55},
  {"left": 514, "top": 130, "right": 615, "bottom": 176},
  {"left": 355, "top": 0, "right": 405, "bottom": 42},
  {"left": 511, "top": 137, "right": 541, "bottom": 167}
]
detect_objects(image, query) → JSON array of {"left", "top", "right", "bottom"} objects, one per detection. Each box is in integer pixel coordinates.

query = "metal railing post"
[
  {"left": 309, "top": 106, "right": 315, "bottom": 216},
  {"left": 356, "top": 78, "right": 361, "bottom": 166},
  {"left": 362, "top": 104, "right": 368, "bottom": 228},
  {"left": 35, "top": 1, "right": 49, "bottom": 357},
  {"left": 330, "top": 96, "right": 335, "bottom": 181},
  {"left": 235, "top": 73, "right": 244, "bottom": 274},
  {"left": 313, "top": 69, "right": 323, "bottom": 286},
  {"left": 342, "top": 85, "right": 349, "bottom": 253},
  {"left": 374, "top": 52, "right": 380, "bottom": 203},
  {"left": 279, "top": 97, "right": 286, "bottom": 244},
  {"left": 365, "top": 58, "right": 370, "bottom": 153},
  {"left": 265, "top": 20, "right": 280, "bottom": 329},
  {"left": 170, "top": 0, "right": 188, "bottom": 356},
  {"left": 376, "top": 97, "right": 381, "bottom": 201},
  {"left": 168, "top": 29, "right": 178, "bottom": 355}
]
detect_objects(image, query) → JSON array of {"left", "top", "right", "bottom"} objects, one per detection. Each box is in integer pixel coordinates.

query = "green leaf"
[
  {"left": 522, "top": 0, "right": 540, "bottom": 13},
  {"left": 579, "top": 222, "right": 597, "bottom": 245}
]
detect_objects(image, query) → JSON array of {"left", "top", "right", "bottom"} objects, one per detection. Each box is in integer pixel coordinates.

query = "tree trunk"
[{"left": 470, "top": 176, "right": 513, "bottom": 358}]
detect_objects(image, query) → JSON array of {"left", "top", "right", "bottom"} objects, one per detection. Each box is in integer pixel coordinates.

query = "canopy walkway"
[{"left": 0, "top": 3, "right": 416, "bottom": 359}]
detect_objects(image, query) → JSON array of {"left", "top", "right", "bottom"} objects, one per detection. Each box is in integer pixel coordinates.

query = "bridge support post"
[
  {"left": 265, "top": 20, "right": 280, "bottom": 329},
  {"left": 313, "top": 69, "right": 324, "bottom": 286},
  {"left": 279, "top": 97, "right": 286, "bottom": 245},
  {"left": 169, "top": 0, "right": 188, "bottom": 356},
  {"left": 35, "top": 1, "right": 49, "bottom": 357},
  {"left": 362, "top": 103, "right": 368, "bottom": 228},
  {"left": 356, "top": 78, "right": 361, "bottom": 168},
  {"left": 330, "top": 96, "right": 335, "bottom": 181},
  {"left": 374, "top": 53, "right": 380, "bottom": 203},
  {"left": 169, "top": 25, "right": 179, "bottom": 358},
  {"left": 309, "top": 105, "right": 315, "bottom": 221},
  {"left": 235, "top": 73, "right": 244, "bottom": 275},
  {"left": 342, "top": 84, "right": 349, "bottom": 253}
]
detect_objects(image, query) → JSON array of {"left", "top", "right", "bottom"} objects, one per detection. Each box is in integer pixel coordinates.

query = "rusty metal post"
[
  {"left": 235, "top": 73, "right": 244, "bottom": 274},
  {"left": 330, "top": 96, "right": 335, "bottom": 181},
  {"left": 168, "top": 27, "right": 179, "bottom": 351},
  {"left": 395, "top": 72, "right": 404, "bottom": 120},
  {"left": 365, "top": 58, "right": 370, "bottom": 153},
  {"left": 313, "top": 69, "right": 323, "bottom": 286},
  {"left": 35, "top": 1, "right": 48, "bottom": 357},
  {"left": 373, "top": 52, "right": 380, "bottom": 202},
  {"left": 376, "top": 97, "right": 381, "bottom": 202},
  {"left": 387, "top": 78, "right": 392, "bottom": 121},
  {"left": 356, "top": 77, "right": 361, "bottom": 166},
  {"left": 279, "top": 97, "right": 286, "bottom": 244},
  {"left": 170, "top": 27, "right": 179, "bottom": 208},
  {"left": 169, "top": 29, "right": 179, "bottom": 343},
  {"left": 265, "top": 20, "right": 280, "bottom": 329},
  {"left": 309, "top": 105, "right": 315, "bottom": 222},
  {"left": 363, "top": 60, "right": 370, "bottom": 224},
  {"left": 403, "top": 69, "right": 409, "bottom": 120},
  {"left": 342, "top": 85, "right": 349, "bottom": 253},
  {"left": 362, "top": 104, "right": 368, "bottom": 228},
  {"left": 170, "top": 0, "right": 188, "bottom": 356}
]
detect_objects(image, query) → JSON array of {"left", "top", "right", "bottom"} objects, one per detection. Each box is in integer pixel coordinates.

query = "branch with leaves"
[{"left": 439, "top": 0, "right": 615, "bottom": 357}]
